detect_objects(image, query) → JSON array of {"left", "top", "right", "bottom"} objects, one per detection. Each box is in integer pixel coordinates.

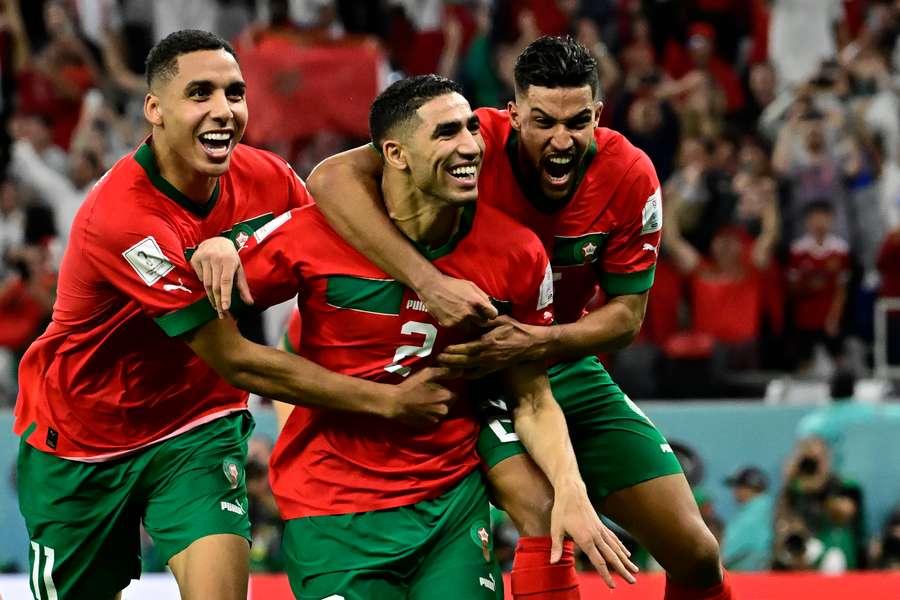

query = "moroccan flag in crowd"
[{"left": 239, "top": 38, "right": 383, "bottom": 144}]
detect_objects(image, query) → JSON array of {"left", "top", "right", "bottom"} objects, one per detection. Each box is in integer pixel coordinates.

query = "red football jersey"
[
  {"left": 475, "top": 108, "right": 662, "bottom": 324},
  {"left": 13, "top": 141, "right": 312, "bottom": 460},
  {"left": 229, "top": 203, "right": 553, "bottom": 518},
  {"left": 787, "top": 233, "right": 850, "bottom": 330}
]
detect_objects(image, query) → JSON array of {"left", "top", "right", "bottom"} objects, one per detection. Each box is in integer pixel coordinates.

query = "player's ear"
[
  {"left": 508, "top": 100, "right": 521, "bottom": 131},
  {"left": 382, "top": 140, "right": 407, "bottom": 170},
  {"left": 144, "top": 93, "right": 163, "bottom": 127},
  {"left": 593, "top": 101, "right": 604, "bottom": 126}
]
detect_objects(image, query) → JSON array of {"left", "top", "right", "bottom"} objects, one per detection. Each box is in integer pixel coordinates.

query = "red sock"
[
  {"left": 510, "top": 536, "right": 580, "bottom": 599},
  {"left": 664, "top": 568, "right": 733, "bottom": 600}
]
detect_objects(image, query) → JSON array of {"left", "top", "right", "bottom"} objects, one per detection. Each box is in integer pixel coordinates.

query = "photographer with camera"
[{"left": 773, "top": 437, "right": 865, "bottom": 573}]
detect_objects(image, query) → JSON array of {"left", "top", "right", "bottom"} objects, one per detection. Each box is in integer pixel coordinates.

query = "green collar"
[
  {"left": 134, "top": 142, "right": 221, "bottom": 218},
  {"left": 504, "top": 129, "right": 597, "bottom": 214},
  {"left": 408, "top": 203, "right": 476, "bottom": 261}
]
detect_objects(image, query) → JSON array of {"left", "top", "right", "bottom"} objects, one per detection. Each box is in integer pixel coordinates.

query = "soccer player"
[
  {"left": 189, "top": 74, "right": 634, "bottom": 599},
  {"left": 13, "top": 30, "right": 454, "bottom": 600},
  {"left": 304, "top": 37, "right": 734, "bottom": 599}
]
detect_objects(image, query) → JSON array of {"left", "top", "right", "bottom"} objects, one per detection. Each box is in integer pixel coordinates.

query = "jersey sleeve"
[
  {"left": 597, "top": 151, "right": 662, "bottom": 296},
  {"left": 82, "top": 209, "right": 219, "bottom": 337},
  {"left": 509, "top": 238, "right": 555, "bottom": 327},
  {"left": 234, "top": 209, "right": 309, "bottom": 310},
  {"left": 282, "top": 306, "right": 302, "bottom": 354}
]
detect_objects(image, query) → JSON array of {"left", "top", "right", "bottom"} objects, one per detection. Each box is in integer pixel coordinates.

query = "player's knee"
[
  {"left": 671, "top": 527, "right": 722, "bottom": 587},
  {"left": 488, "top": 457, "right": 554, "bottom": 537}
]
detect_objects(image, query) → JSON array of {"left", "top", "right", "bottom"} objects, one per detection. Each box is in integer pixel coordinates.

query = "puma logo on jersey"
[
  {"left": 220, "top": 500, "right": 245, "bottom": 515},
  {"left": 643, "top": 243, "right": 658, "bottom": 255},
  {"left": 163, "top": 278, "right": 192, "bottom": 293},
  {"left": 660, "top": 443, "right": 673, "bottom": 454},
  {"left": 406, "top": 298, "right": 428, "bottom": 312},
  {"left": 479, "top": 573, "right": 496, "bottom": 591}
]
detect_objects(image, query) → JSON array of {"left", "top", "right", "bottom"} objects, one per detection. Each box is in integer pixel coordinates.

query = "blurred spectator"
[
  {"left": 786, "top": 201, "right": 850, "bottom": 372},
  {"left": 246, "top": 435, "right": 284, "bottom": 572},
  {"left": 876, "top": 227, "right": 900, "bottom": 365},
  {"left": 663, "top": 175, "right": 779, "bottom": 366},
  {"left": 768, "top": 0, "right": 847, "bottom": 91},
  {"left": 773, "top": 437, "right": 865, "bottom": 573},
  {"left": 871, "top": 507, "right": 900, "bottom": 569},
  {"left": 795, "top": 369, "right": 879, "bottom": 469},
  {"left": 0, "top": 180, "right": 24, "bottom": 276},
  {"left": 721, "top": 466, "right": 774, "bottom": 571},
  {"left": 772, "top": 101, "right": 858, "bottom": 244},
  {"left": 736, "top": 61, "right": 778, "bottom": 135}
]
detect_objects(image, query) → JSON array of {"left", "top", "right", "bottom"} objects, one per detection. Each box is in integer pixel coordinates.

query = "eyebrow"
[
  {"left": 432, "top": 120, "right": 464, "bottom": 139},
  {"left": 431, "top": 114, "right": 480, "bottom": 139},
  {"left": 531, "top": 107, "right": 593, "bottom": 122},
  {"left": 184, "top": 79, "right": 246, "bottom": 93}
]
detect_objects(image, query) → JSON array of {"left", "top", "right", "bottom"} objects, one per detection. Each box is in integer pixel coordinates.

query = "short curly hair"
[
  {"left": 369, "top": 74, "right": 464, "bottom": 148},
  {"left": 514, "top": 36, "right": 600, "bottom": 99}
]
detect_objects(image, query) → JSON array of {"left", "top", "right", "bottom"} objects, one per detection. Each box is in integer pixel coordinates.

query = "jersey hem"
[
  {"left": 48, "top": 407, "right": 248, "bottom": 462},
  {"left": 276, "top": 464, "right": 478, "bottom": 520}
]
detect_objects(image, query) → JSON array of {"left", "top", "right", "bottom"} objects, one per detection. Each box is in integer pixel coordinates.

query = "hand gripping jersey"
[
  {"left": 13, "top": 142, "right": 312, "bottom": 460},
  {"left": 231, "top": 203, "right": 553, "bottom": 518},
  {"left": 475, "top": 107, "right": 662, "bottom": 324}
]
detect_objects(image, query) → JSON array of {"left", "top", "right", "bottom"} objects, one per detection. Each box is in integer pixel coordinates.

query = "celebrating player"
[
  {"left": 304, "top": 37, "right": 734, "bottom": 599},
  {"left": 13, "top": 30, "right": 454, "bottom": 600},
  {"left": 189, "top": 74, "right": 635, "bottom": 599}
]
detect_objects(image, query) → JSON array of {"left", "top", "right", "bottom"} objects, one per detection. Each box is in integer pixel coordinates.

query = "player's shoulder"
[
  {"left": 592, "top": 127, "right": 657, "bottom": 184},
  {"left": 229, "top": 143, "right": 298, "bottom": 182},
  {"left": 475, "top": 107, "right": 510, "bottom": 143},
  {"left": 79, "top": 146, "right": 168, "bottom": 230},
  {"left": 473, "top": 203, "right": 545, "bottom": 262}
]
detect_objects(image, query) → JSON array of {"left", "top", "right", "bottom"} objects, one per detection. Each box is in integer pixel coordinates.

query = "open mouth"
[
  {"left": 543, "top": 154, "right": 575, "bottom": 187},
  {"left": 447, "top": 162, "right": 478, "bottom": 188},
  {"left": 198, "top": 131, "right": 234, "bottom": 159}
]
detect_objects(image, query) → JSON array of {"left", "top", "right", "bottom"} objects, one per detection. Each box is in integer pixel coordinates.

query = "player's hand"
[
  {"left": 437, "top": 316, "right": 549, "bottom": 376},
  {"left": 191, "top": 237, "right": 253, "bottom": 318},
  {"left": 384, "top": 367, "right": 460, "bottom": 427},
  {"left": 550, "top": 478, "right": 639, "bottom": 589},
  {"left": 417, "top": 274, "right": 497, "bottom": 328}
]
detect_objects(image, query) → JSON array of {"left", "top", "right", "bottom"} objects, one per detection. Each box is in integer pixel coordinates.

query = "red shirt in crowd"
[{"left": 787, "top": 233, "right": 850, "bottom": 330}]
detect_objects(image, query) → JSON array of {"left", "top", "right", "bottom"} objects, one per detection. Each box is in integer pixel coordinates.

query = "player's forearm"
[
  {"left": 308, "top": 145, "right": 443, "bottom": 292},
  {"left": 504, "top": 363, "right": 584, "bottom": 491},
  {"left": 187, "top": 320, "right": 391, "bottom": 416},
  {"left": 538, "top": 294, "right": 647, "bottom": 361}
]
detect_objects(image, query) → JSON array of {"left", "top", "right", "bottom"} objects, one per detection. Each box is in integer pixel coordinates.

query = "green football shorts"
[
  {"left": 478, "top": 356, "right": 683, "bottom": 502},
  {"left": 282, "top": 469, "right": 503, "bottom": 600},
  {"left": 17, "top": 411, "right": 254, "bottom": 600}
]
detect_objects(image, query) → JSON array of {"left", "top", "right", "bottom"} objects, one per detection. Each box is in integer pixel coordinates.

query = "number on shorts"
[
  {"left": 488, "top": 418, "right": 520, "bottom": 443},
  {"left": 30, "top": 542, "right": 58, "bottom": 600},
  {"left": 384, "top": 321, "right": 438, "bottom": 377}
]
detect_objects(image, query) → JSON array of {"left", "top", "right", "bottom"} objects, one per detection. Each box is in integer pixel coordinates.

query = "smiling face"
[
  {"left": 509, "top": 84, "right": 601, "bottom": 203},
  {"left": 144, "top": 49, "right": 247, "bottom": 181},
  {"left": 388, "top": 92, "right": 484, "bottom": 207}
]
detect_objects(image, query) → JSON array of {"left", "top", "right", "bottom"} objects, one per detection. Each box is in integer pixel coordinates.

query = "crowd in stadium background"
[{"left": 0, "top": 0, "right": 899, "bottom": 583}]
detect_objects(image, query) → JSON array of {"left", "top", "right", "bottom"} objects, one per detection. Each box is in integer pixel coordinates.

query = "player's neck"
[
  {"left": 150, "top": 137, "right": 218, "bottom": 204},
  {"left": 382, "top": 171, "right": 461, "bottom": 251}
]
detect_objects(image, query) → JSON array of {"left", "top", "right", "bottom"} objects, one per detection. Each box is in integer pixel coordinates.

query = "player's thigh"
[
  {"left": 281, "top": 512, "right": 415, "bottom": 600},
  {"left": 599, "top": 474, "right": 721, "bottom": 585},
  {"left": 485, "top": 454, "right": 553, "bottom": 537},
  {"left": 17, "top": 438, "right": 141, "bottom": 600},
  {"left": 167, "top": 533, "right": 249, "bottom": 600},
  {"left": 409, "top": 471, "right": 503, "bottom": 600},
  {"left": 141, "top": 411, "right": 254, "bottom": 567},
  {"left": 549, "top": 356, "right": 683, "bottom": 502}
]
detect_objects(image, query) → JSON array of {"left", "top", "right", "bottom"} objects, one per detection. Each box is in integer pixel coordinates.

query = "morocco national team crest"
[
  {"left": 231, "top": 223, "right": 255, "bottom": 250},
  {"left": 234, "top": 231, "right": 250, "bottom": 250},
  {"left": 223, "top": 460, "right": 241, "bottom": 489},
  {"left": 471, "top": 522, "right": 491, "bottom": 562}
]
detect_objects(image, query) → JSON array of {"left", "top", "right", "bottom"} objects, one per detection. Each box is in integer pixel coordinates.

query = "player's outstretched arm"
[
  {"left": 184, "top": 316, "right": 458, "bottom": 427},
  {"left": 503, "top": 361, "right": 639, "bottom": 588},
  {"left": 308, "top": 145, "right": 497, "bottom": 327}
]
